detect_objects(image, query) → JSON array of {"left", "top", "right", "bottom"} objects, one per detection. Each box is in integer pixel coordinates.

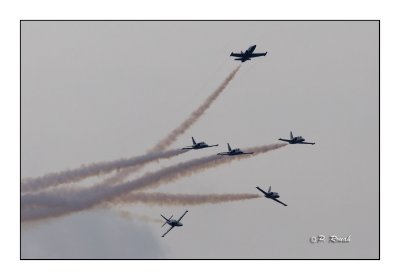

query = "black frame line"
[{"left": 20, "top": 19, "right": 380, "bottom": 261}]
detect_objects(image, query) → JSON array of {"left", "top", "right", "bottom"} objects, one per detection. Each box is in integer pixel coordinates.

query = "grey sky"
[{"left": 21, "top": 21, "right": 378, "bottom": 259}]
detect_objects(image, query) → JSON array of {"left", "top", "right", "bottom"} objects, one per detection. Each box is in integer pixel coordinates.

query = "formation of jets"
[
  {"left": 182, "top": 138, "right": 253, "bottom": 156},
  {"left": 159, "top": 45, "right": 316, "bottom": 237}
]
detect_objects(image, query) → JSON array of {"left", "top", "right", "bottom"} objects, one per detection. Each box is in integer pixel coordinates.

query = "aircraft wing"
[
  {"left": 208, "top": 144, "right": 219, "bottom": 147},
  {"left": 182, "top": 147, "right": 194, "bottom": 150},
  {"left": 272, "top": 198, "right": 288, "bottom": 207},
  {"left": 256, "top": 186, "right": 268, "bottom": 196},
  {"left": 177, "top": 210, "right": 189, "bottom": 222},
  {"left": 230, "top": 52, "right": 245, "bottom": 57},
  {"left": 249, "top": 52, "right": 267, "bottom": 57},
  {"left": 299, "top": 142, "right": 315, "bottom": 145},
  {"left": 162, "top": 226, "right": 174, "bottom": 237}
]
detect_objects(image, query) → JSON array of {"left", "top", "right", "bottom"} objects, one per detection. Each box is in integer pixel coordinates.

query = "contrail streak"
[
  {"left": 113, "top": 192, "right": 261, "bottom": 206},
  {"left": 97, "top": 65, "right": 241, "bottom": 186},
  {"left": 21, "top": 143, "right": 286, "bottom": 222},
  {"left": 152, "top": 65, "right": 241, "bottom": 151},
  {"left": 21, "top": 66, "right": 241, "bottom": 193},
  {"left": 116, "top": 210, "right": 163, "bottom": 223},
  {"left": 21, "top": 149, "right": 188, "bottom": 193}
]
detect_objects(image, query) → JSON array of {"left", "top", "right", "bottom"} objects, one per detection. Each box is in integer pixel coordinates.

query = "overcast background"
[{"left": 21, "top": 21, "right": 378, "bottom": 259}]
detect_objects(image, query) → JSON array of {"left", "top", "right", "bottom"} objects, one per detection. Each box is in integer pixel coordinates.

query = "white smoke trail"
[
  {"left": 113, "top": 192, "right": 261, "bottom": 206},
  {"left": 96, "top": 65, "right": 242, "bottom": 186},
  {"left": 21, "top": 149, "right": 188, "bottom": 193},
  {"left": 21, "top": 66, "right": 241, "bottom": 194},
  {"left": 115, "top": 210, "right": 163, "bottom": 223},
  {"left": 152, "top": 65, "right": 241, "bottom": 151},
  {"left": 21, "top": 143, "right": 286, "bottom": 221}
]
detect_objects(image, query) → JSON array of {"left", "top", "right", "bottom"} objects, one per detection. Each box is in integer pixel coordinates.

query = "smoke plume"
[
  {"left": 96, "top": 65, "right": 241, "bottom": 187},
  {"left": 21, "top": 143, "right": 286, "bottom": 221},
  {"left": 152, "top": 65, "right": 241, "bottom": 151},
  {"left": 21, "top": 149, "right": 188, "bottom": 193},
  {"left": 21, "top": 66, "right": 240, "bottom": 194},
  {"left": 113, "top": 192, "right": 261, "bottom": 206},
  {"left": 116, "top": 210, "right": 163, "bottom": 223}
]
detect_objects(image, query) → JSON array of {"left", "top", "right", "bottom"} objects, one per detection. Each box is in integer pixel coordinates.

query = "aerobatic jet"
[
  {"left": 256, "top": 186, "right": 287, "bottom": 206},
  {"left": 230, "top": 45, "right": 268, "bottom": 62},
  {"left": 217, "top": 143, "right": 254, "bottom": 156},
  {"left": 279, "top": 131, "right": 315, "bottom": 145},
  {"left": 160, "top": 210, "right": 189, "bottom": 237},
  {"left": 182, "top": 137, "right": 219, "bottom": 150}
]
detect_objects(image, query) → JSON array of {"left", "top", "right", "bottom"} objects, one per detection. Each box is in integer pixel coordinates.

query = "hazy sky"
[{"left": 21, "top": 21, "right": 378, "bottom": 259}]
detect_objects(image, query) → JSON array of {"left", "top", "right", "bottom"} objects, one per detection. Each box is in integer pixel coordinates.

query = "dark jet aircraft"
[
  {"left": 279, "top": 131, "right": 315, "bottom": 145},
  {"left": 182, "top": 137, "right": 219, "bottom": 150},
  {"left": 217, "top": 143, "right": 254, "bottom": 156},
  {"left": 256, "top": 186, "right": 287, "bottom": 206},
  {"left": 161, "top": 210, "right": 188, "bottom": 237},
  {"left": 230, "top": 45, "right": 268, "bottom": 62}
]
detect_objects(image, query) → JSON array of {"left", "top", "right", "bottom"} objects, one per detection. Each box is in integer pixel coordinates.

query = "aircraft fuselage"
[
  {"left": 193, "top": 143, "right": 207, "bottom": 149},
  {"left": 265, "top": 192, "right": 280, "bottom": 199},
  {"left": 218, "top": 150, "right": 252, "bottom": 156},
  {"left": 167, "top": 220, "right": 183, "bottom": 227},
  {"left": 288, "top": 137, "right": 306, "bottom": 144}
]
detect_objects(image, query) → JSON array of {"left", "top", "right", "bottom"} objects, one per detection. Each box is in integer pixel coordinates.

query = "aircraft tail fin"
[
  {"left": 290, "top": 131, "right": 293, "bottom": 139},
  {"left": 268, "top": 186, "right": 271, "bottom": 193},
  {"left": 192, "top": 137, "right": 196, "bottom": 145},
  {"left": 227, "top": 143, "right": 232, "bottom": 151}
]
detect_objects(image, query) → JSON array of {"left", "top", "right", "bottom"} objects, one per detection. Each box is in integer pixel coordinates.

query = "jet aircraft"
[
  {"left": 161, "top": 210, "right": 189, "bottom": 237},
  {"left": 217, "top": 143, "right": 254, "bottom": 156},
  {"left": 279, "top": 131, "right": 315, "bottom": 145},
  {"left": 182, "top": 137, "right": 219, "bottom": 150},
  {"left": 230, "top": 45, "right": 268, "bottom": 62},
  {"left": 256, "top": 186, "right": 287, "bottom": 206}
]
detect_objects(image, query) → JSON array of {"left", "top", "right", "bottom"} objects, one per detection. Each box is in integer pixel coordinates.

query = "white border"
[{"left": 2, "top": 0, "right": 399, "bottom": 279}]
